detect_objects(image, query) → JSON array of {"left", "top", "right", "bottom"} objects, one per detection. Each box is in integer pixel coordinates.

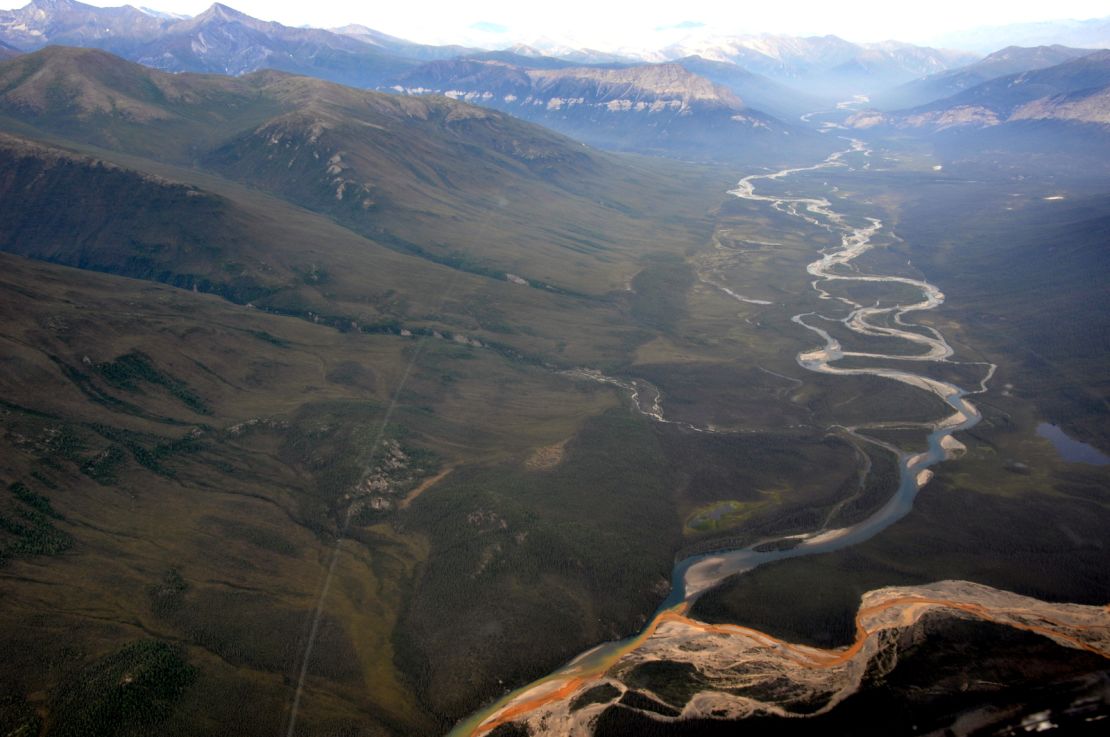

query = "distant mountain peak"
[
  {"left": 198, "top": 3, "right": 248, "bottom": 21},
  {"left": 28, "top": 0, "right": 80, "bottom": 9},
  {"left": 856, "top": 49, "right": 1110, "bottom": 130},
  {"left": 138, "top": 7, "right": 188, "bottom": 20},
  {"left": 507, "top": 43, "right": 545, "bottom": 58},
  {"left": 190, "top": 2, "right": 262, "bottom": 27},
  {"left": 872, "top": 44, "right": 1102, "bottom": 110}
]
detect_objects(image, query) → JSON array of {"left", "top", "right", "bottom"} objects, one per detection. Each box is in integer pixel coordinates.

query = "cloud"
[
  {"left": 655, "top": 20, "right": 706, "bottom": 31},
  {"left": 470, "top": 21, "right": 509, "bottom": 33}
]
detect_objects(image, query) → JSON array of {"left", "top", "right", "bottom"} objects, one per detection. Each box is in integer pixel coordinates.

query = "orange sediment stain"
[
  {"left": 479, "top": 676, "right": 591, "bottom": 730},
  {"left": 471, "top": 603, "right": 690, "bottom": 735},
  {"left": 469, "top": 594, "right": 1110, "bottom": 736}
]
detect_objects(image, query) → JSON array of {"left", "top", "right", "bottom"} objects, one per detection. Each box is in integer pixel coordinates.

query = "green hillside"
[{"left": 0, "top": 45, "right": 873, "bottom": 736}]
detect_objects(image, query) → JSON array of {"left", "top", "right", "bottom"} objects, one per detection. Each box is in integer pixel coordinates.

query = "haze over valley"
[{"left": 0, "top": 2, "right": 1108, "bottom": 737}]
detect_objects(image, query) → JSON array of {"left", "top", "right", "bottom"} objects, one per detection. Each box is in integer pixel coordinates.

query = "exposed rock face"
[
  {"left": 1010, "top": 86, "right": 1110, "bottom": 125},
  {"left": 389, "top": 58, "right": 828, "bottom": 163},
  {"left": 396, "top": 60, "right": 744, "bottom": 114},
  {"left": 0, "top": 0, "right": 164, "bottom": 50},
  {"left": 527, "top": 64, "right": 744, "bottom": 111}
]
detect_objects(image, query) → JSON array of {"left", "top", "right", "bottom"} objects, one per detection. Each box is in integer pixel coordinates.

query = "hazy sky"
[{"left": 15, "top": 1, "right": 1110, "bottom": 48}]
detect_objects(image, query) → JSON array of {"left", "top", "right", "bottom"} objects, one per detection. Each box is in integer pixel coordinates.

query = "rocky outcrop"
[{"left": 390, "top": 59, "right": 828, "bottom": 163}]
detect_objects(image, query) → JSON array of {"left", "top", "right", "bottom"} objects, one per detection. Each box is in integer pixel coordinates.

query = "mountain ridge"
[
  {"left": 874, "top": 44, "right": 1098, "bottom": 110},
  {"left": 647, "top": 33, "right": 977, "bottom": 96},
  {"left": 850, "top": 49, "right": 1110, "bottom": 132},
  {"left": 389, "top": 57, "right": 833, "bottom": 163},
  {"left": 0, "top": 44, "right": 731, "bottom": 303},
  {"left": 0, "top": 1, "right": 988, "bottom": 105},
  {"left": 0, "top": 0, "right": 431, "bottom": 86}
]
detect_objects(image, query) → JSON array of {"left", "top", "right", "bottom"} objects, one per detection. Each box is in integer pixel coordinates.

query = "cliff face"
[
  {"left": 396, "top": 60, "right": 744, "bottom": 113},
  {"left": 525, "top": 63, "right": 745, "bottom": 112},
  {"left": 392, "top": 59, "right": 831, "bottom": 163}
]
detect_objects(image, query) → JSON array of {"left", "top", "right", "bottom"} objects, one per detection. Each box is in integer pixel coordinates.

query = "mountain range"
[
  {"left": 389, "top": 58, "right": 831, "bottom": 162},
  {"left": 669, "top": 55, "right": 825, "bottom": 121},
  {"left": 0, "top": 44, "right": 690, "bottom": 300},
  {"left": 0, "top": 1, "right": 1107, "bottom": 170},
  {"left": 2, "top": 0, "right": 1107, "bottom": 157},
  {"left": 873, "top": 44, "right": 1097, "bottom": 110},
  {"left": 850, "top": 50, "right": 1110, "bottom": 134},
  {"left": 0, "top": 0, "right": 459, "bottom": 86},
  {"left": 0, "top": 1, "right": 838, "bottom": 159},
  {"left": 0, "top": 1, "right": 979, "bottom": 101},
  {"left": 650, "top": 34, "right": 977, "bottom": 96}
]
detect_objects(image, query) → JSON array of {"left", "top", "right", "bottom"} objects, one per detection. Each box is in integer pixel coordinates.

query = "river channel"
[{"left": 450, "top": 140, "right": 997, "bottom": 736}]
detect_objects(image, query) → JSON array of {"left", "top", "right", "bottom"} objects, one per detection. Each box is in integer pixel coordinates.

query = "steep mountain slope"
[
  {"left": 329, "top": 22, "right": 475, "bottom": 61},
  {"left": 130, "top": 3, "right": 414, "bottom": 85},
  {"left": 0, "top": 45, "right": 276, "bottom": 160},
  {"left": 0, "top": 46, "right": 732, "bottom": 339},
  {"left": 849, "top": 50, "right": 1110, "bottom": 133},
  {"left": 0, "top": 132, "right": 280, "bottom": 301},
  {"left": 391, "top": 58, "right": 831, "bottom": 162},
  {"left": 1008, "top": 84, "right": 1110, "bottom": 125},
  {"left": 875, "top": 45, "right": 1097, "bottom": 110},
  {"left": 0, "top": 38, "right": 21, "bottom": 58},
  {"left": 0, "top": 45, "right": 250, "bottom": 120},
  {"left": 0, "top": 0, "right": 164, "bottom": 52},
  {"left": 198, "top": 72, "right": 665, "bottom": 288},
  {"left": 0, "top": 1, "right": 432, "bottom": 86},
  {"left": 674, "top": 55, "right": 824, "bottom": 120}
]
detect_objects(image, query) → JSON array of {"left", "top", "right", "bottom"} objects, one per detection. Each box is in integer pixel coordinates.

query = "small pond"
[{"left": 1036, "top": 423, "right": 1110, "bottom": 466}]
